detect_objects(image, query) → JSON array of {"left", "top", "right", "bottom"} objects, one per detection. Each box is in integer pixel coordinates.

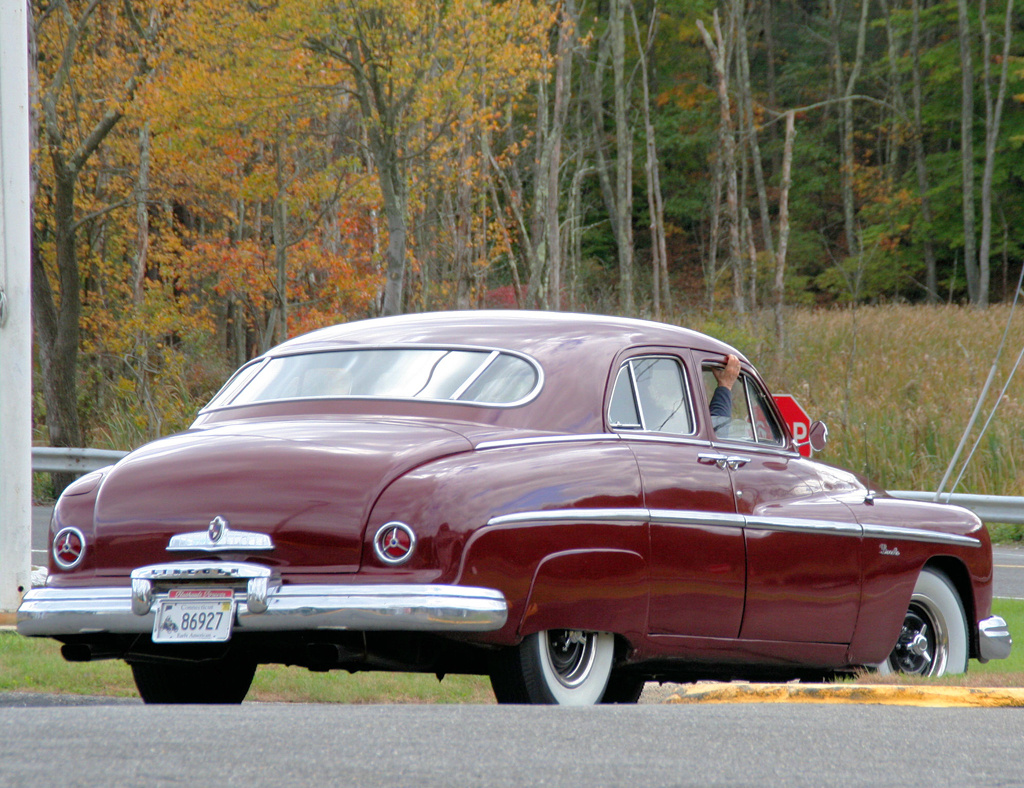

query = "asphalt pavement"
[{"left": 1, "top": 703, "right": 1022, "bottom": 787}]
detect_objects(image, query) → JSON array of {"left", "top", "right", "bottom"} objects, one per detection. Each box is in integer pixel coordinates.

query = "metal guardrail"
[
  {"left": 31, "top": 447, "right": 128, "bottom": 474},
  {"left": 30, "top": 449, "right": 1023, "bottom": 524},
  {"left": 888, "top": 491, "right": 1024, "bottom": 526}
]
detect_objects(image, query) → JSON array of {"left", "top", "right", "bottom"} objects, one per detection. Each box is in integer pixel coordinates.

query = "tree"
[
  {"left": 303, "top": 0, "right": 548, "bottom": 315},
  {"left": 31, "top": 0, "right": 170, "bottom": 490}
]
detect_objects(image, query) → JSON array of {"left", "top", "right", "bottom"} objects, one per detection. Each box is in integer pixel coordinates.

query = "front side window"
[
  {"left": 609, "top": 357, "right": 694, "bottom": 435},
  {"left": 206, "top": 348, "right": 541, "bottom": 409},
  {"left": 702, "top": 366, "right": 784, "bottom": 445}
]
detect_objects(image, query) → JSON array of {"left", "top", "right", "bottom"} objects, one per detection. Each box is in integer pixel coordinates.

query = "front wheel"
[
  {"left": 130, "top": 656, "right": 257, "bottom": 704},
  {"left": 490, "top": 629, "right": 615, "bottom": 705},
  {"left": 877, "top": 568, "right": 968, "bottom": 677}
]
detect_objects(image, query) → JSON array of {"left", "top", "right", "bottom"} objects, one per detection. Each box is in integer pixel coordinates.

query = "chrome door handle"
[
  {"left": 725, "top": 456, "right": 751, "bottom": 470},
  {"left": 698, "top": 453, "right": 729, "bottom": 469}
]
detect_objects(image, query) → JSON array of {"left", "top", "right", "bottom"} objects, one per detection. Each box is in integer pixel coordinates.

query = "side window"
[
  {"left": 702, "top": 366, "right": 784, "bottom": 446},
  {"left": 609, "top": 357, "right": 694, "bottom": 435},
  {"left": 745, "top": 379, "right": 784, "bottom": 444}
]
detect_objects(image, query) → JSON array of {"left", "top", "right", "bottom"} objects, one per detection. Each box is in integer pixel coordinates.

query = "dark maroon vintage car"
[{"left": 18, "top": 311, "right": 1011, "bottom": 704}]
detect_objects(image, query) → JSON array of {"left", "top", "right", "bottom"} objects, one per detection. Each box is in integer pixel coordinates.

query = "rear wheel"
[
  {"left": 878, "top": 568, "right": 968, "bottom": 677},
  {"left": 130, "top": 656, "right": 256, "bottom": 704},
  {"left": 490, "top": 629, "right": 615, "bottom": 705}
]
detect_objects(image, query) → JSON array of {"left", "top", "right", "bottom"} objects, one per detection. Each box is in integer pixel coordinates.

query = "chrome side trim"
[
  {"left": 648, "top": 510, "right": 745, "bottom": 529},
  {"left": 487, "top": 508, "right": 647, "bottom": 527},
  {"left": 476, "top": 433, "right": 621, "bottom": 451},
  {"left": 745, "top": 516, "right": 862, "bottom": 537},
  {"left": 486, "top": 508, "right": 978, "bottom": 547},
  {"left": 16, "top": 582, "right": 508, "bottom": 637},
  {"left": 978, "top": 615, "right": 1013, "bottom": 661},
  {"left": 861, "top": 523, "right": 981, "bottom": 547}
]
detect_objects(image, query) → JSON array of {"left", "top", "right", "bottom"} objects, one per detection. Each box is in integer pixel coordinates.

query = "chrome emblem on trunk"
[
  {"left": 208, "top": 516, "right": 227, "bottom": 543},
  {"left": 167, "top": 518, "right": 274, "bottom": 552}
]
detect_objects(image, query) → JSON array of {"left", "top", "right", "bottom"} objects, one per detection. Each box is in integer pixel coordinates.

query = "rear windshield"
[{"left": 206, "top": 348, "right": 542, "bottom": 409}]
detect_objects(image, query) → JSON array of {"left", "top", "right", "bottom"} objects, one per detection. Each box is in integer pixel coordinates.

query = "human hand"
[{"left": 712, "top": 354, "right": 740, "bottom": 390}]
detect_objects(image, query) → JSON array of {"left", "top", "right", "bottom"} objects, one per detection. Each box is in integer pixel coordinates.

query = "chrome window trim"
[
  {"left": 705, "top": 438, "right": 803, "bottom": 460},
  {"left": 627, "top": 361, "right": 648, "bottom": 429},
  {"left": 199, "top": 344, "right": 544, "bottom": 414},
  {"left": 609, "top": 355, "right": 698, "bottom": 438},
  {"left": 625, "top": 434, "right": 714, "bottom": 448},
  {"left": 485, "top": 507, "right": 980, "bottom": 548}
]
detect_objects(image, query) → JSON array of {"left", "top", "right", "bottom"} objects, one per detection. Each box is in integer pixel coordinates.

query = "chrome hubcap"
[
  {"left": 890, "top": 602, "right": 945, "bottom": 676},
  {"left": 546, "top": 629, "right": 597, "bottom": 689}
]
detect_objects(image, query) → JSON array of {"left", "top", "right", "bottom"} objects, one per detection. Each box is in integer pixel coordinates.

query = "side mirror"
[{"left": 808, "top": 420, "right": 828, "bottom": 452}]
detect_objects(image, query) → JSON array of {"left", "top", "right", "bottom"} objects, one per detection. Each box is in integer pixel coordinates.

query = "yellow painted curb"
[{"left": 666, "top": 682, "right": 1024, "bottom": 708}]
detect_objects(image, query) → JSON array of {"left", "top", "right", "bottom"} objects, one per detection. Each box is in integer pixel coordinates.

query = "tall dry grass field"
[{"left": 692, "top": 304, "right": 1024, "bottom": 495}]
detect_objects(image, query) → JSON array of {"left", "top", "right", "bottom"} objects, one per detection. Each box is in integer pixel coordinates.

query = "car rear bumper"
[
  {"left": 978, "top": 615, "right": 1013, "bottom": 662},
  {"left": 17, "top": 562, "right": 508, "bottom": 637}
]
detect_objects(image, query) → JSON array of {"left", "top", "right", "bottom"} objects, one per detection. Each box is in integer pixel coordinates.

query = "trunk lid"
[{"left": 90, "top": 417, "right": 472, "bottom": 575}]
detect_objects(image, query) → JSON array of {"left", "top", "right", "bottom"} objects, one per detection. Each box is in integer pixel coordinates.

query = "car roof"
[{"left": 268, "top": 310, "right": 741, "bottom": 362}]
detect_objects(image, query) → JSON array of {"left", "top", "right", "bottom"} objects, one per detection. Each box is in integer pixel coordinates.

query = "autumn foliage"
[{"left": 27, "top": 0, "right": 1024, "bottom": 478}]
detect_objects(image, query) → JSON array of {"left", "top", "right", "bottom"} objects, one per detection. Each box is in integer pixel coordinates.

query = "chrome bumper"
[
  {"left": 17, "top": 562, "right": 508, "bottom": 637},
  {"left": 978, "top": 615, "right": 1013, "bottom": 662}
]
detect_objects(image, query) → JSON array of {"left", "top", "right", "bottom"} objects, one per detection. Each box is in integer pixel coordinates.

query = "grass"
[
  {"left": 691, "top": 304, "right": 1024, "bottom": 496},
  {"left": 0, "top": 632, "right": 494, "bottom": 703},
  {"left": 3, "top": 600, "right": 1022, "bottom": 701}
]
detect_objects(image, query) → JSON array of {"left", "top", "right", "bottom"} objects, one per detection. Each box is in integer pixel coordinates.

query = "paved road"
[
  {"left": 993, "top": 543, "right": 1024, "bottom": 599},
  {"left": 29, "top": 505, "right": 1024, "bottom": 598},
  {"left": 1, "top": 702, "right": 1022, "bottom": 787}
]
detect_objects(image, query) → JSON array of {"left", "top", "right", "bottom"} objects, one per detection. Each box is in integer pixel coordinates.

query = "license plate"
[{"left": 152, "top": 588, "right": 235, "bottom": 643}]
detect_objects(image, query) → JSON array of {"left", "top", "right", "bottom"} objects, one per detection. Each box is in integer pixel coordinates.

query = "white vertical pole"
[{"left": 0, "top": 0, "right": 34, "bottom": 617}]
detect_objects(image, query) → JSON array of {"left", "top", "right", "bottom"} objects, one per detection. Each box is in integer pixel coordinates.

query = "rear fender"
[{"left": 518, "top": 549, "right": 647, "bottom": 640}]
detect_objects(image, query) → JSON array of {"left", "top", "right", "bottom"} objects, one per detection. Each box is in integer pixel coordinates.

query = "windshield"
[{"left": 207, "top": 348, "right": 542, "bottom": 409}]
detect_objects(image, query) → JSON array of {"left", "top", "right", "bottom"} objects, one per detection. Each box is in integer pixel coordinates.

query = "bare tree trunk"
[
  {"left": 698, "top": 11, "right": 743, "bottom": 313},
  {"left": 957, "top": 0, "right": 979, "bottom": 304},
  {"left": 706, "top": 149, "right": 723, "bottom": 311},
  {"left": 133, "top": 122, "right": 150, "bottom": 303},
  {"left": 879, "top": 0, "right": 907, "bottom": 180},
  {"left": 736, "top": 0, "right": 774, "bottom": 260},
  {"left": 774, "top": 111, "right": 796, "bottom": 357},
  {"left": 546, "top": 3, "right": 574, "bottom": 310},
  {"left": 611, "top": 0, "right": 635, "bottom": 314},
  {"left": 977, "top": 0, "right": 1015, "bottom": 308},
  {"left": 910, "top": 0, "right": 938, "bottom": 302},
  {"left": 630, "top": 0, "right": 669, "bottom": 319},
  {"left": 830, "top": 0, "right": 870, "bottom": 259}
]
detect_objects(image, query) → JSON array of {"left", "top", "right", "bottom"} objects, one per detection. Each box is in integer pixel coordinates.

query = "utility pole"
[{"left": 0, "top": 0, "right": 34, "bottom": 620}]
